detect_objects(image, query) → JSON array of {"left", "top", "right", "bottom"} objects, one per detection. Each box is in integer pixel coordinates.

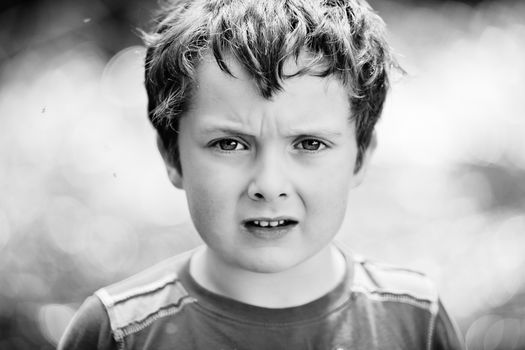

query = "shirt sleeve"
[
  {"left": 57, "top": 295, "right": 118, "bottom": 350},
  {"left": 431, "top": 300, "right": 465, "bottom": 350}
]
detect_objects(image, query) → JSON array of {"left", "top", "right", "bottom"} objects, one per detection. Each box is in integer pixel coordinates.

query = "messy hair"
[{"left": 144, "top": 0, "right": 399, "bottom": 173}]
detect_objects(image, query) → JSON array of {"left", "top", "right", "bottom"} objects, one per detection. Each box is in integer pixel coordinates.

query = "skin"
[{"left": 159, "top": 56, "right": 375, "bottom": 307}]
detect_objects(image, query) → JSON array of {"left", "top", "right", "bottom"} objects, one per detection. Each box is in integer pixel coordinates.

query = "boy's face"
[{"left": 163, "top": 56, "right": 371, "bottom": 274}]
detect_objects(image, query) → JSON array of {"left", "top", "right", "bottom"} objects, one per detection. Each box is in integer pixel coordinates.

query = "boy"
[{"left": 59, "top": 0, "right": 464, "bottom": 349}]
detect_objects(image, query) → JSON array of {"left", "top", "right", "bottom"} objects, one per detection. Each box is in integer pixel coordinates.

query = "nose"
[{"left": 247, "top": 150, "right": 290, "bottom": 202}]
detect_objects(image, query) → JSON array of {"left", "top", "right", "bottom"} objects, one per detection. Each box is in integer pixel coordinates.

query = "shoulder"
[
  {"left": 95, "top": 248, "right": 198, "bottom": 342},
  {"left": 58, "top": 295, "right": 117, "bottom": 350},
  {"left": 346, "top": 254, "right": 465, "bottom": 349},
  {"left": 350, "top": 254, "right": 439, "bottom": 312}
]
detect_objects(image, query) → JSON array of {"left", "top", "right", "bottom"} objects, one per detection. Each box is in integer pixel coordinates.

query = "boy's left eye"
[{"left": 294, "top": 139, "right": 327, "bottom": 151}]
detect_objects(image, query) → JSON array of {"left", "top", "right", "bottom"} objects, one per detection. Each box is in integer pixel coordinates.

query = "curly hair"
[{"left": 144, "top": 0, "right": 399, "bottom": 173}]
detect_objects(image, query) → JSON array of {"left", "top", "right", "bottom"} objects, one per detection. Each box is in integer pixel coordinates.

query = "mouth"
[
  {"left": 242, "top": 217, "right": 298, "bottom": 240},
  {"left": 244, "top": 218, "right": 298, "bottom": 229}
]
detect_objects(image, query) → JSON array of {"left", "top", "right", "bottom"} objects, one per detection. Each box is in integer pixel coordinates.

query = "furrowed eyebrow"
[
  {"left": 200, "top": 126, "right": 343, "bottom": 139},
  {"left": 285, "top": 128, "right": 343, "bottom": 138},
  {"left": 200, "top": 125, "right": 252, "bottom": 136},
  {"left": 199, "top": 121, "right": 344, "bottom": 139}
]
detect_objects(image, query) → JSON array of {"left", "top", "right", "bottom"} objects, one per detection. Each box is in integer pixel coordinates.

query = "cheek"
[
  {"left": 183, "top": 163, "right": 245, "bottom": 226},
  {"left": 300, "top": 157, "right": 354, "bottom": 226},
  {"left": 184, "top": 183, "right": 228, "bottom": 247},
  {"left": 310, "top": 180, "right": 350, "bottom": 221},
  {"left": 185, "top": 175, "right": 225, "bottom": 218},
  {"left": 306, "top": 187, "right": 349, "bottom": 243},
  {"left": 306, "top": 154, "right": 354, "bottom": 197}
]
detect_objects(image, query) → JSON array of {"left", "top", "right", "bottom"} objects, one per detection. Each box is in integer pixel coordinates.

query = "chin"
[{"left": 234, "top": 252, "right": 303, "bottom": 274}]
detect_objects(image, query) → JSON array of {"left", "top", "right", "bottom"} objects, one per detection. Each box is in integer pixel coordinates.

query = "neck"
[{"left": 189, "top": 243, "right": 347, "bottom": 308}]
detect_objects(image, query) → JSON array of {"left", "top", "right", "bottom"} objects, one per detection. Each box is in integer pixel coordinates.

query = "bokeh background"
[{"left": 0, "top": 0, "right": 524, "bottom": 348}]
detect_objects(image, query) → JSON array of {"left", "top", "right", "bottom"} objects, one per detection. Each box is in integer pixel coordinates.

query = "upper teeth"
[{"left": 253, "top": 220, "right": 285, "bottom": 227}]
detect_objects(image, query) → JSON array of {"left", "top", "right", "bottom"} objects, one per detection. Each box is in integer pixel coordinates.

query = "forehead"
[{"left": 189, "top": 54, "right": 350, "bottom": 124}]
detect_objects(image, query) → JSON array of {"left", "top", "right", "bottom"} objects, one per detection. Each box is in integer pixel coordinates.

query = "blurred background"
[{"left": 0, "top": 0, "right": 524, "bottom": 348}]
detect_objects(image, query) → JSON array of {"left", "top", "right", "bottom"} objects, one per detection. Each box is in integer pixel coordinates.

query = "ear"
[
  {"left": 156, "top": 135, "right": 183, "bottom": 189},
  {"left": 351, "top": 132, "right": 377, "bottom": 187}
]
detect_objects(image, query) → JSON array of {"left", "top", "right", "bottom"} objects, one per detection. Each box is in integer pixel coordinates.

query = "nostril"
[
  {"left": 248, "top": 181, "right": 289, "bottom": 201},
  {"left": 252, "top": 192, "right": 287, "bottom": 200}
]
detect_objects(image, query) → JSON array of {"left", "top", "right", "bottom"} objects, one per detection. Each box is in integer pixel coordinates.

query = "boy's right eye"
[{"left": 210, "top": 138, "right": 248, "bottom": 151}]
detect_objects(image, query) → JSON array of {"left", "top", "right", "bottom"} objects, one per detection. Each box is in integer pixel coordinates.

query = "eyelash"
[
  {"left": 209, "top": 138, "right": 248, "bottom": 152},
  {"left": 209, "top": 137, "right": 329, "bottom": 153},
  {"left": 293, "top": 138, "right": 328, "bottom": 152}
]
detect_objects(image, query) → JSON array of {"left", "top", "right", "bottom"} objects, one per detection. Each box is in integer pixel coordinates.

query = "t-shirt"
[{"left": 58, "top": 245, "right": 464, "bottom": 349}]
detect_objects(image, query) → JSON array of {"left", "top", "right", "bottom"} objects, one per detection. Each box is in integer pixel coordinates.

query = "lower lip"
[{"left": 243, "top": 223, "right": 297, "bottom": 241}]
